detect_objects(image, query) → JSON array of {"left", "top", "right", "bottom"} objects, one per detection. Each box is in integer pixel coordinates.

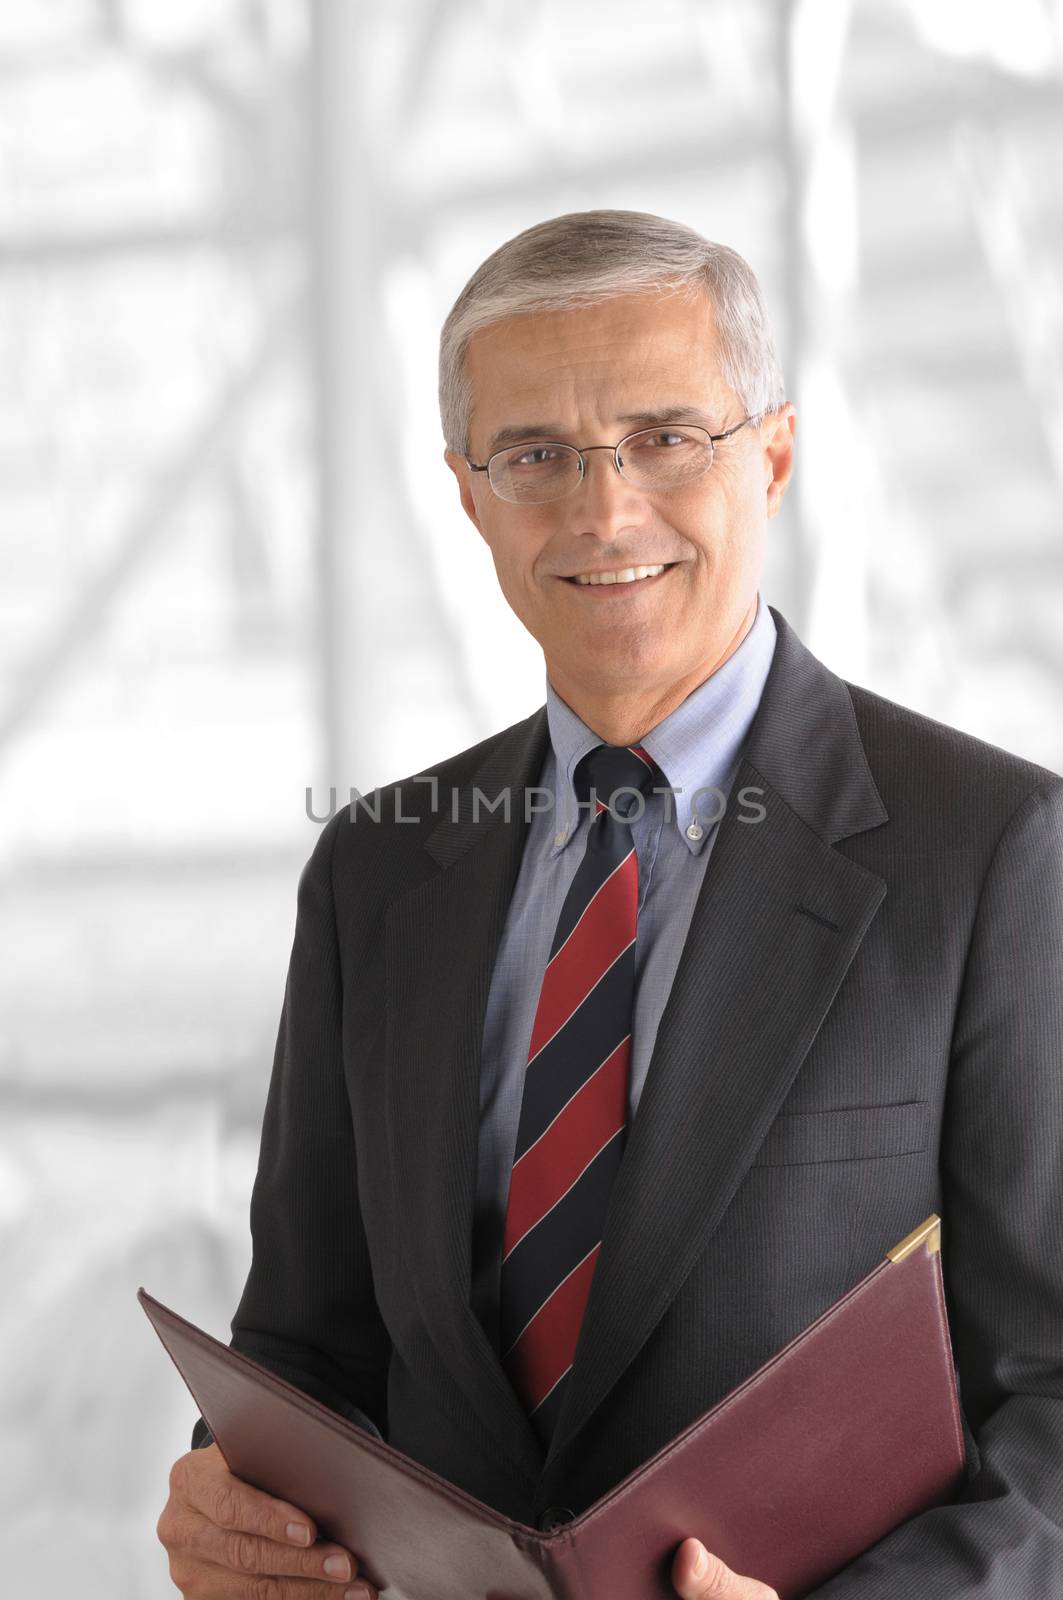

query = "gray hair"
[{"left": 438, "top": 208, "right": 786, "bottom": 457}]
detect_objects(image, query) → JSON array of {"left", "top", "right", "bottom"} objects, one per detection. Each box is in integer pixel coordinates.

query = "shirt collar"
[{"left": 544, "top": 590, "right": 778, "bottom": 857}]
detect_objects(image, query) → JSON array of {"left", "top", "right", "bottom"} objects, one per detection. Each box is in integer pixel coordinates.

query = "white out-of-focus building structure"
[{"left": 1, "top": 3, "right": 1061, "bottom": 1594}]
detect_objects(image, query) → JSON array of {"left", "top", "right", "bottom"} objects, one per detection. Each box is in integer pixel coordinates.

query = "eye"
[
  {"left": 641, "top": 430, "right": 690, "bottom": 448},
  {"left": 623, "top": 428, "right": 699, "bottom": 454},
  {"left": 510, "top": 444, "right": 562, "bottom": 468}
]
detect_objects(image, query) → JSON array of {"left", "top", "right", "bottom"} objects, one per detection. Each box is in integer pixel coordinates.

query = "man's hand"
[
  {"left": 157, "top": 1442, "right": 376, "bottom": 1598},
  {"left": 672, "top": 1537, "right": 780, "bottom": 1599}
]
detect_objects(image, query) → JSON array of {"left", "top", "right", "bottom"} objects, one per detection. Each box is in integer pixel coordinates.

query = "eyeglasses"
[{"left": 466, "top": 415, "right": 763, "bottom": 505}]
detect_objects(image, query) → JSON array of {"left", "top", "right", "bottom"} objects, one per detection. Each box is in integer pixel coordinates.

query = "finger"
[
  {"left": 166, "top": 1501, "right": 365, "bottom": 1587},
  {"left": 168, "top": 1555, "right": 377, "bottom": 1600},
  {"left": 171, "top": 1447, "right": 325, "bottom": 1553},
  {"left": 671, "top": 1538, "right": 778, "bottom": 1599}
]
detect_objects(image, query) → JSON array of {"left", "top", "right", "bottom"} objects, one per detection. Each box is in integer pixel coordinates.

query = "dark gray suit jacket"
[{"left": 192, "top": 605, "right": 1063, "bottom": 1595}]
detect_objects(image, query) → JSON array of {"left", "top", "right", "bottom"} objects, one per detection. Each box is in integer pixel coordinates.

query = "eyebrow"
[{"left": 484, "top": 406, "right": 716, "bottom": 454}]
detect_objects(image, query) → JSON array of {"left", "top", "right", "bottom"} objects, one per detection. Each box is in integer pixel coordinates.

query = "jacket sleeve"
[
  {"left": 190, "top": 807, "right": 392, "bottom": 1451},
  {"left": 809, "top": 779, "right": 1063, "bottom": 1596}
]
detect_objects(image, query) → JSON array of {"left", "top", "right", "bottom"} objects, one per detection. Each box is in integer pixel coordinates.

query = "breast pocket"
[{"left": 750, "top": 1100, "right": 932, "bottom": 1167}]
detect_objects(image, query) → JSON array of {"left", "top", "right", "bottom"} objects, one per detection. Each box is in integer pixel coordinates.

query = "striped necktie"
[{"left": 499, "top": 741, "right": 662, "bottom": 1446}]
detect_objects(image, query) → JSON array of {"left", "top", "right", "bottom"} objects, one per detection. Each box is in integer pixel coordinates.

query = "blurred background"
[{"left": 1, "top": 0, "right": 1061, "bottom": 1593}]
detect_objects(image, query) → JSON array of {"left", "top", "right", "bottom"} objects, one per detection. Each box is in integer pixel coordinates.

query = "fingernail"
[
  {"left": 287, "top": 1522, "right": 312, "bottom": 1545},
  {"left": 324, "top": 1554, "right": 352, "bottom": 1579},
  {"left": 345, "top": 1588, "right": 370, "bottom": 1600},
  {"left": 693, "top": 1543, "right": 707, "bottom": 1576}
]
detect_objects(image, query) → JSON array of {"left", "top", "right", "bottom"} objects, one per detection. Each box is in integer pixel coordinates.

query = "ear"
[
  {"left": 444, "top": 448, "right": 485, "bottom": 535},
  {"left": 762, "top": 403, "right": 796, "bottom": 520}
]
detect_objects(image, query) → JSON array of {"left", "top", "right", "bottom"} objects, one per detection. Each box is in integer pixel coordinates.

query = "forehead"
[{"left": 463, "top": 288, "right": 732, "bottom": 450}]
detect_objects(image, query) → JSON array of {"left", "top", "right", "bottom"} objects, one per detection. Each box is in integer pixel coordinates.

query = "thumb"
[{"left": 672, "top": 1538, "right": 777, "bottom": 1598}]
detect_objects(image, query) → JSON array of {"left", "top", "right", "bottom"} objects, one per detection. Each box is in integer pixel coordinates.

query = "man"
[{"left": 156, "top": 210, "right": 1063, "bottom": 1599}]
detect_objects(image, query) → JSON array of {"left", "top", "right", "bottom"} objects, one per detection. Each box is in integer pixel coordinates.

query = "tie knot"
[{"left": 574, "top": 742, "right": 662, "bottom": 818}]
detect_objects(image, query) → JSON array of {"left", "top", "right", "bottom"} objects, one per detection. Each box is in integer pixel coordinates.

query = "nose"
[{"left": 565, "top": 446, "right": 646, "bottom": 540}]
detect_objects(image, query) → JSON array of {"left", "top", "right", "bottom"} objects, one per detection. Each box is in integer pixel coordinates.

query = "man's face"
[{"left": 445, "top": 287, "right": 795, "bottom": 705}]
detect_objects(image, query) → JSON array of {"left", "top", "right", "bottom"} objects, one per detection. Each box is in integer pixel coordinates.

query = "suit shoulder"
[
  {"left": 304, "top": 706, "right": 544, "bottom": 923},
  {"left": 325, "top": 703, "right": 544, "bottom": 850},
  {"left": 371, "top": 705, "right": 543, "bottom": 816},
  {"left": 844, "top": 678, "right": 1063, "bottom": 819}
]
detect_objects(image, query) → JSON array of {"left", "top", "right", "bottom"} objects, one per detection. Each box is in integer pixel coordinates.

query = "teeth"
[{"left": 575, "top": 563, "right": 667, "bottom": 586}]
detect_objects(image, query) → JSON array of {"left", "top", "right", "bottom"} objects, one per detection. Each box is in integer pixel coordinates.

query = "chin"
[{"left": 573, "top": 647, "right": 670, "bottom": 685}]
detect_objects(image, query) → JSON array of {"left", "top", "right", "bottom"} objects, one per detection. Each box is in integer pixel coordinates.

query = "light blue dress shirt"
[{"left": 470, "top": 592, "right": 778, "bottom": 1352}]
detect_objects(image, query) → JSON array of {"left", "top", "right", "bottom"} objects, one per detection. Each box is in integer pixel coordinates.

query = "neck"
[{"left": 548, "top": 596, "right": 759, "bottom": 747}]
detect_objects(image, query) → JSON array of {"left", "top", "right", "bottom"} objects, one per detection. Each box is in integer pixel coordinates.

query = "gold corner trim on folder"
[{"left": 886, "top": 1214, "right": 941, "bottom": 1263}]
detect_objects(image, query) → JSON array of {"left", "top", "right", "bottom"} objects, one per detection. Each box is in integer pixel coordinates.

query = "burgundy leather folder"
[{"left": 140, "top": 1214, "right": 966, "bottom": 1600}]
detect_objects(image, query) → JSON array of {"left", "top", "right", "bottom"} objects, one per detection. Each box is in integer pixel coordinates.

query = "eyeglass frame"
[{"left": 465, "top": 413, "right": 766, "bottom": 502}]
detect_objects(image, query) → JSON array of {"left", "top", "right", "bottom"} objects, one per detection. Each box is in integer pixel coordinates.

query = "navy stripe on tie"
[{"left": 530, "top": 1359, "right": 572, "bottom": 1437}]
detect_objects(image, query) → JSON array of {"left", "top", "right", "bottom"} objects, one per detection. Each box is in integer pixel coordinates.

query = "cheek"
[
  {"left": 673, "top": 485, "right": 754, "bottom": 562},
  {"left": 663, "top": 482, "right": 729, "bottom": 541},
  {"left": 487, "top": 526, "right": 550, "bottom": 606}
]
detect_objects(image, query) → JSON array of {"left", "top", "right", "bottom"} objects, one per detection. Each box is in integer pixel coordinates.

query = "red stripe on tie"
[
  {"left": 502, "top": 1036, "right": 631, "bottom": 1258},
  {"left": 526, "top": 850, "right": 637, "bottom": 1061},
  {"left": 504, "top": 1244, "right": 600, "bottom": 1410}
]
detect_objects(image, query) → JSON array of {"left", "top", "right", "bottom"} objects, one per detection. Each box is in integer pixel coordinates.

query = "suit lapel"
[
  {"left": 384, "top": 606, "right": 889, "bottom": 1484},
  {"left": 384, "top": 707, "right": 552, "bottom": 1485}
]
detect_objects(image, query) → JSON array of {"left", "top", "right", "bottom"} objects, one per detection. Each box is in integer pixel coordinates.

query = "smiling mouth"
[{"left": 564, "top": 562, "right": 678, "bottom": 587}]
